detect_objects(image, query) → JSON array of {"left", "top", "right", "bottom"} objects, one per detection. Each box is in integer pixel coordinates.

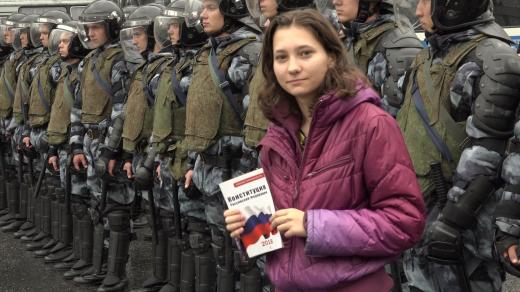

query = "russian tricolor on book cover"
[{"left": 219, "top": 168, "right": 283, "bottom": 258}]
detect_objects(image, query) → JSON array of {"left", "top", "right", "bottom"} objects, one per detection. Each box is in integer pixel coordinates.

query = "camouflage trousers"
[
  {"left": 0, "top": 118, "right": 14, "bottom": 168},
  {"left": 154, "top": 157, "right": 205, "bottom": 220},
  {"left": 29, "top": 128, "right": 60, "bottom": 186},
  {"left": 10, "top": 125, "right": 23, "bottom": 166},
  {"left": 192, "top": 136, "right": 245, "bottom": 232},
  {"left": 403, "top": 195, "right": 503, "bottom": 292},
  {"left": 56, "top": 148, "right": 87, "bottom": 196},
  {"left": 83, "top": 134, "right": 134, "bottom": 206}
]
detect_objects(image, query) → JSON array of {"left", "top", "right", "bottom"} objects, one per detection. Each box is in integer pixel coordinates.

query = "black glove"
[{"left": 495, "top": 230, "right": 520, "bottom": 277}]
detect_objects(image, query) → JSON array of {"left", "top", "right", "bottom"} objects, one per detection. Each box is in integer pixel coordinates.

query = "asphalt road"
[
  {"left": 2, "top": 225, "right": 520, "bottom": 292},
  {"left": 0, "top": 225, "right": 152, "bottom": 292}
]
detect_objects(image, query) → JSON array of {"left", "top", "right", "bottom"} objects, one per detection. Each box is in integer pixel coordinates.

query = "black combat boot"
[
  {"left": 53, "top": 212, "right": 79, "bottom": 268},
  {"left": 0, "top": 181, "right": 18, "bottom": 225},
  {"left": 18, "top": 174, "right": 35, "bottom": 232},
  {"left": 97, "top": 210, "right": 131, "bottom": 292},
  {"left": 20, "top": 191, "right": 42, "bottom": 242},
  {"left": 64, "top": 213, "right": 93, "bottom": 280},
  {"left": 34, "top": 188, "right": 62, "bottom": 257},
  {"left": 0, "top": 178, "right": 28, "bottom": 232},
  {"left": 133, "top": 215, "right": 170, "bottom": 292},
  {"left": 73, "top": 222, "right": 106, "bottom": 286},
  {"left": 46, "top": 193, "right": 73, "bottom": 262},
  {"left": 0, "top": 174, "right": 8, "bottom": 215},
  {"left": 26, "top": 191, "right": 54, "bottom": 251}
]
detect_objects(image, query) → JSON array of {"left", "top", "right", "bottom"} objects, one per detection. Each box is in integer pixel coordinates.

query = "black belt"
[
  {"left": 86, "top": 128, "right": 104, "bottom": 140},
  {"left": 200, "top": 153, "right": 242, "bottom": 170}
]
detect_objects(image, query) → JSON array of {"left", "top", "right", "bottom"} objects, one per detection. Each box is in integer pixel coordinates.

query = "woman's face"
[{"left": 273, "top": 24, "right": 331, "bottom": 102}]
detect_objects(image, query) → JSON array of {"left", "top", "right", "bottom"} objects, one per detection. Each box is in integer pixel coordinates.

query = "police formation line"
[{"left": 0, "top": 0, "right": 519, "bottom": 292}]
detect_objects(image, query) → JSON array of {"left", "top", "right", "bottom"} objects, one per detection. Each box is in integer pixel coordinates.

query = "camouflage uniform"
[
  {"left": 2, "top": 46, "right": 45, "bottom": 236},
  {"left": 342, "top": 14, "right": 422, "bottom": 116},
  {"left": 67, "top": 43, "right": 129, "bottom": 286},
  {"left": 398, "top": 21, "right": 520, "bottom": 292},
  {"left": 0, "top": 48, "right": 24, "bottom": 221},
  {"left": 184, "top": 25, "right": 261, "bottom": 291},
  {"left": 46, "top": 61, "right": 88, "bottom": 266}
]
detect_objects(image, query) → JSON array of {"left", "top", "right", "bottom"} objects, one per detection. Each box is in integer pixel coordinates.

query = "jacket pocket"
[{"left": 306, "top": 154, "right": 354, "bottom": 179}]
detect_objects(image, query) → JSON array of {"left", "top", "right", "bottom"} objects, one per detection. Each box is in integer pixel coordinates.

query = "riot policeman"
[
  {"left": 2, "top": 14, "right": 46, "bottom": 239},
  {"left": 0, "top": 15, "right": 15, "bottom": 218},
  {"left": 130, "top": 1, "right": 210, "bottom": 291},
  {"left": 108, "top": 5, "right": 170, "bottom": 291},
  {"left": 20, "top": 10, "right": 72, "bottom": 258},
  {"left": 397, "top": 0, "right": 520, "bottom": 291},
  {"left": 332, "top": 0, "right": 423, "bottom": 116},
  {"left": 182, "top": 0, "right": 262, "bottom": 290},
  {"left": 66, "top": 1, "right": 129, "bottom": 291},
  {"left": 44, "top": 20, "right": 91, "bottom": 269},
  {"left": 0, "top": 13, "right": 26, "bottom": 229}
]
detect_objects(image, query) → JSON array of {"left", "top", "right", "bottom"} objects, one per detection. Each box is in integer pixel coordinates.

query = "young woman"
[{"left": 224, "top": 9, "right": 425, "bottom": 291}]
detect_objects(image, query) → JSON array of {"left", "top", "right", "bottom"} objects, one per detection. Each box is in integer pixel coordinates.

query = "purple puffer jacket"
[{"left": 259, "top": 85, "right": 425, "bottom": 291}]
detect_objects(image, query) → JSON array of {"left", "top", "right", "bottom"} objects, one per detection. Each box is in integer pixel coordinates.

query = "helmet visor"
[
  {"left": 245, "top": 0, "right": 261, "bottom": 19},
  {"left": 12, "top": 27, "right": 29, "bottom": 51},
  {"left": 78, "top": 21, "right": 108, "bottom": 49},
  {"left": 120, "top": 27, "right": 146, "bottom": 65},
  {"left": 49, "top": 28, "right": 75, "bottom": 57},
  {"left": 154, "top": 15, "right": 182, "bottom": 47},
  {"left": 185, "top": 0, "right": 204, "bottom": 31},
  {"left": 394, "top": 0, "right": 420, "bottom": 31},
  {"left": 30, "top": 23, "right": 53, "bottom": 48},
  {"left": 0, "top": 24, "right": 13, "bottom": 46}
]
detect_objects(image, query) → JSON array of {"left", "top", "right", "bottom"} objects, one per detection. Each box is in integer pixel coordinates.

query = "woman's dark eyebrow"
[{"left": 274, "top": 45, "right": 315, "bottom": 54}]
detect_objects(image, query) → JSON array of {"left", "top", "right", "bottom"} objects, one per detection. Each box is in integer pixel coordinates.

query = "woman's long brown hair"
[{"left": 259, "top": 9, "right": 368, "bottom": 121}]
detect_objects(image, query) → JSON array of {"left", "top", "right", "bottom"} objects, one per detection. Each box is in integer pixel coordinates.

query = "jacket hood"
[{"left": 270, "top": 83, "right": 381, "bottom": 135}]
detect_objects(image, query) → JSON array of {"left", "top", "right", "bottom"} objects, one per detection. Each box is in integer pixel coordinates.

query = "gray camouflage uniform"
[
  {"left": 343, "top": 14, "right": 422, "bottom": 116},
  {"left": 401, "top": 26, "right": 520, "bottom": 292},
  {"left": 69, "top": 43, "right": 132, "bottom": 207}
]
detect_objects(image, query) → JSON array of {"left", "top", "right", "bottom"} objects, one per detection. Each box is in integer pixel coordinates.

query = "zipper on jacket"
[
  {"left": 306, "top": 154, "right": 353, "bottom": 178},
  {"left": 289, "top": 98, "right": 323, "bottom": 286}
]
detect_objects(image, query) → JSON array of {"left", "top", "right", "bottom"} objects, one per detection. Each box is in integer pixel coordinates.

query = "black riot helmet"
[
  {"left": 13, "top": 14, "right": 39, "bottom": 50},
  {"left": 122, "top": 5, "right": 164, "bottom": 50},
  {"left": 277, "top": 0, "right": 316, "bottom": 12},
  {"left": 0, "top": 13, "right": 26, "bottom": 48},
  {"left": 352, "top": 0, "right": 394, "bottom": 23},
  {"left": 219, "top": 0, "right": 249, "bottom": 19},
  {"left": 155, "top": 0, "right": 207, "bottom": 48},
  {"left": 78, "top": 0, "right": 125, "bottom": 47},
  {"left": 432, "top": 0, "right": 492, "bottom": 32},
  {"left": 49, "top": 21, "right": 92, "bottom": 60},
  {"left": 123, "top": 5, "right": 138, "bottom": 18}
]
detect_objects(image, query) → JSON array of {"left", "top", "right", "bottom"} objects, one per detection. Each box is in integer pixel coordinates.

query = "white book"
[{"left": 219, "top": 168, "right": 283, "bottom": 258}]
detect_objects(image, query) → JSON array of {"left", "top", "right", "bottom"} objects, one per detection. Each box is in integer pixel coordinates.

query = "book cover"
[{"left": 219, "top": 168, "right": 283, "bottom": 258}]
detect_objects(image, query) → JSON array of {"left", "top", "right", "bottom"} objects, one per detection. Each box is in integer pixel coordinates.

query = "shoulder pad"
[
  {"left": 237, "top": 41, "right": 262, "bottom": 68},
  {"left": 474, "top": 22, "right": 512, "bottom": 45},
  {"left": 85, "top": 49, "right": 97, "bottom": 59},
  {"left": 477, "top": 38, "right": 520, "bottom": 88},
  {"left": 379, "top": 27, "right": 423, "bottom": 50},
  {"left": 103, "top": 47, "right": 123, "bottom": 60}
]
